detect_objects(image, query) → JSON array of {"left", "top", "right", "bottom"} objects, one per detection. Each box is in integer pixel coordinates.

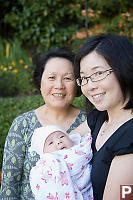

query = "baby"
[{"left": 29, "top": 125, "right": 93, "bottom": 200}]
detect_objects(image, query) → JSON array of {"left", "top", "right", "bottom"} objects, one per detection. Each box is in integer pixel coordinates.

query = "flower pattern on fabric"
[
  {"left": 0, "top": 109, "right": 86, "bottom": 200},
  {"left": 60, "top": 171, "right": 68, "bottom": 186},
  {"left": 29, "top": 133, "right": 93, "bottom": 200}
]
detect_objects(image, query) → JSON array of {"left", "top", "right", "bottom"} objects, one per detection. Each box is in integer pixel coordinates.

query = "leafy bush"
[
  {"left": 74, "top": 8, "right": 133, "bottom": 43},
  {"left": 3, "top": 0, "right": 85, "bottom": 53},
  {"left": 103, "top": 12, "right": 133, "bottom": 40},
  {"left": 1, "top": 0, "right": 133, "bottom": 53},
  {"left": 0, "top": 38, "right": 36, "bottom": 96},
  {"left": 0, "top": 94, "right": 85, "bottom": 169},
  {"left": 88, "top": 0, "right": 133, "bottom": 18}
]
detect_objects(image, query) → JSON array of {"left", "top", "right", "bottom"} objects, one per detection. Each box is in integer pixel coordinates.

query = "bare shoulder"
[{"left": 70, "top": 120, "right": 91, "bottom": 136}]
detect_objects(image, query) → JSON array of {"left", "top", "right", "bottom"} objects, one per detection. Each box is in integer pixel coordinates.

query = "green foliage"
[
  {"left": 72, "top": 94, "right": 86, "bottom": 109},
  {"left": 3, "top": 0, "right": 85, "bottom": 53},
  {"left": 103, "top": 12, "right": 133, "bottom": 40},
  {"left": 89, "top": 0, "right": 133, "bottom": 17},
  {"left": 0, "top": 38, "right": 36, "bottom": 96},
  {"left": 0, "top": 94, "right": 85, "bottom": 169},
  {"left": 74, "top": 4, "right": 133, "bottom": 43},
  {"left": 1, "top": 0, "right": 133, "bottom": 53}
]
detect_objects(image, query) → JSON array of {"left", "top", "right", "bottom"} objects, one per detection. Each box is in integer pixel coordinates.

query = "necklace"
[
  {"left": 99, "top": 110, "right": 133, "bottom": 137},
  {"left": 100, "top": 130, "right": 105, "bottom": 136},
  {"left": 100, "top": 121, "right": 108, "bottom": 136}
]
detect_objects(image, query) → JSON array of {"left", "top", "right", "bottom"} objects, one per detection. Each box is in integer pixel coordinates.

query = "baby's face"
[{"left": 43, "top": 131, "right": 73, "bottom": 153}]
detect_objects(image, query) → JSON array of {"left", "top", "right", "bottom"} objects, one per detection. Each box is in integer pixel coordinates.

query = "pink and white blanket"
[{"left": 29, "top": 133, "right": 93, "bottom": 200}]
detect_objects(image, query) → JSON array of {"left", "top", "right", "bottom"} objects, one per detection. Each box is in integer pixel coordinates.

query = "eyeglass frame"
[{"left": 76, "top": 69, "right": 113, "bottom": 86}]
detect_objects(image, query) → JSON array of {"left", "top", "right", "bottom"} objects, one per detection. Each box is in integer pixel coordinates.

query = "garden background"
[{"left": 0, "top": 0, "right": 133, "bottom": 170}]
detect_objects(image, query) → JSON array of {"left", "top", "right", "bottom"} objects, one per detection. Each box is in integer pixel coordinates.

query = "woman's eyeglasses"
[{"left": 76, "top": 69, "right": 113, "bottom": 86}]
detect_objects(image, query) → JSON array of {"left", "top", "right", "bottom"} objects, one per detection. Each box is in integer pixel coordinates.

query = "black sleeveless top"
[{"left": 87, "top": 109, "right": 133, "bottom": 200}]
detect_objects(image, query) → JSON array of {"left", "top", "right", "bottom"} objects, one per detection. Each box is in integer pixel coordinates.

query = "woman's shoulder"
[
  {"left": 9, "top": 110, "right": 39, "bottom": 132},
  {"left": 66, "top": 109, "right": 86, "bottom": 134},
  {"left": 78, "top": 109, "right": 87, "bottom": 121},
  {"left": 111, "top": 118, "right": 133, "bottom": 156},
  {"left": 14, "top": 110, "right": 36, "bottom": 122},
  {"left": 7, "top": 110, "right": 41, "bottom": 145},
  {"left": 100, "top": 119, "right": 133, "bottom": 162},
  {"left": 73, "top": 108, "right": 87, "bottom": 127}
]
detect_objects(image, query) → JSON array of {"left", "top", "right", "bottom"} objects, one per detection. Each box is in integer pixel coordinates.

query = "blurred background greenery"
[{"left": 0, "top": 0, "right": 133, "bottom": 169}]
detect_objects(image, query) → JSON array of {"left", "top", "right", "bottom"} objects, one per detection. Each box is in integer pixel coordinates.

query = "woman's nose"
[
  {"left": 54, "top": 78, "right": 64, "bottom": 88},
  {"left": 86, "top": 80, "right": 98, "bottom": 91}
]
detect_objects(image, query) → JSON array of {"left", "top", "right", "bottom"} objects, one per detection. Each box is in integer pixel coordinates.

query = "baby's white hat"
[{"left": 29, "top": 125, "right": 67, "bottom": 156}]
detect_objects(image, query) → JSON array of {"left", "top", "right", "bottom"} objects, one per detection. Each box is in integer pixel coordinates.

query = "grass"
[{"left": 0, "top": 94, "right": 86, "bottom": 169}]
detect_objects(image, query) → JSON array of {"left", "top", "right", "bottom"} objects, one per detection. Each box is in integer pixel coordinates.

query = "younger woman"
[{"left": 75, "top": 34, "right": 133, "bottom": 200}]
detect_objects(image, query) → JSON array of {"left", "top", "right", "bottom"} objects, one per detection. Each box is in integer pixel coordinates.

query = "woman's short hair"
[
  {"left": 75, "top": 34, "right": 133, "bottom": 110},
  {"left": 33, "top": 48, "right": 82, "bottom": 97}
]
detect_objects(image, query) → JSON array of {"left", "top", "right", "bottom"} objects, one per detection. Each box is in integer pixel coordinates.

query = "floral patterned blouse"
[{"left": 0, "top": 109, "right": 86, "bottom": 200}]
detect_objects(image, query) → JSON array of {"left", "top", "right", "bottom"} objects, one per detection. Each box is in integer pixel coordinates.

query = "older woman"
[
  {"left": 0, "top": 48, "right": 89, "bottom": 199},
  {"left": 75, "top": 34, "right": 133, "bottom": 200}
]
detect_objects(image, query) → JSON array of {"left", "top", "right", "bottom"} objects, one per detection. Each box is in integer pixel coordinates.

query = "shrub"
[
  {"left": 88, "top": 0, "right": 133, "bottom": 18},
  {"left": 3, "top": 0, "right": 85, "bottom": 53},
  {"left": 103, "top": 11, "right": 133, "bottom": 40},
  {"left": 0, "top": 38, "right": 36, "bottom": 96},
  {"left": 74, "top": 9, "right": 133, "bottom": 43},
  {"left": 1, "top": 0, "right": 133, "bottom": 53}
]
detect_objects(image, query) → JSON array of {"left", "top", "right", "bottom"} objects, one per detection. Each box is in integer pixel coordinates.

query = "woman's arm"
[
  {"left": 0, "top": 117, "right": 26, "bottom": 199},
  {"left": 70, "top": 120, "right": 91, "bottom": 136},
  {"left": 103, "top": 154, "right": 133, "bottom": 200}
]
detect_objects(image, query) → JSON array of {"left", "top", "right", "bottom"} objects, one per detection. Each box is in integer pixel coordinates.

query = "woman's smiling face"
[
  {"left": 40, "top": 57, "right": 76, "bottom": 109},
  {"left": 80, "top": 51, "right": 124, "bottom": 112}
]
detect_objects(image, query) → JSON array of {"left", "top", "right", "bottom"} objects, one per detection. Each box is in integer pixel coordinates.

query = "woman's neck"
[
  {"left": 107, "top": 106, "right": 133, "bottom": 125},
  {"left": 35, "top": 104, "right": 80, "bottom": 130},
  {"left": 44, "top": 104, "right": 75, "bottom": 120},
  {"left": 106, "top": 97, "right": 133, "bottom": 123},
  {"left": 96, "top": 106, "right": 133, "bottom": 151}
]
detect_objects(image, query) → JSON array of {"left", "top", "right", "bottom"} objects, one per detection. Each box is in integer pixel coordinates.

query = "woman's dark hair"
[
  {"left": 33, "top": 48, "right": 82, "bottom": 97},
  {"left": 75, "top": 34, "right": 133, "bottom": 111}
]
